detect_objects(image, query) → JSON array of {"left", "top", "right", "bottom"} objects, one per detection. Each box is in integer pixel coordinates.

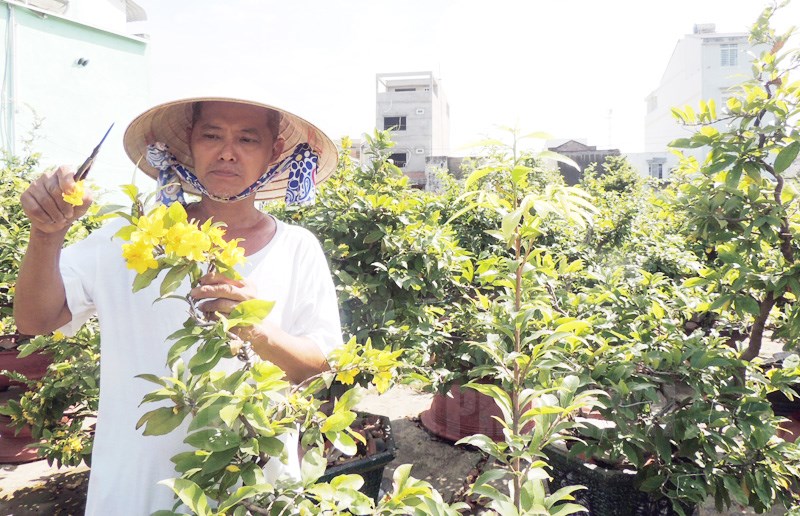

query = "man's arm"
[{"left": 14, "top": 166, "right": 93, "bottom": 335}]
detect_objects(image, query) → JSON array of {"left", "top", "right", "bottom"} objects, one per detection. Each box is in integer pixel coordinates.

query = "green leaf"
[
  {"left": 132, "top": 267, "right": 161, "bottom": 293},
  {"left": 735, "top": 296, "right": 761, "bottom": 317},
  {"left": 229, "top": 299, "right": 275, "bottom": 325},
  {"left": 159, "top": 478, "right": 211, "bottom": 516},
  {"left": 320, "top": 410, "right": 356, "bottom": 433},
  {"left": 363, "top": 230, "right": 384, "bottom": 244},
  {"left": 537, "top": 150, "right": 580, "bottom": 171},
  {"left": 219, "top": 403, "right": 243, "bottom": 427},
  {"left": 639, "top": 474, "right": 665, "bottom": 493},
  {"left": 683, "top": 277, "right": 707, "bottom": 288},
  {"left": 456, "top": 434, "right": 500, "bottom": 457},
  {"left": 200, "top": 447, "right": 238, "bottom": 476},
  {"left": 723, "top": 475, "right": 749, "bottom": 506},
  {"left": 329, "top": 430, "right": 358, "bottom": 456},
  {"left": 775, "top": 141, "right": 800, "bottom": 174},
  {"left": 160, "top": 264, "right": 190, "bottom": 297},
  {"left": 218, "top": 485, "right": 274, "bottom": 513},
  {"left": 185, "top": 428, "right": 241, "bottom": 452},
  {"left": 300, "top": 447, "right": 327, "bottom": 484},
  {"left": 465, "top": 166, "right": 498, "bottom": 189},
  {"left": 553, "top": 320, "right": 590, "bottom": 334},
  {"left": 136, "top": 406, "right": 188, "bottom": 436}
]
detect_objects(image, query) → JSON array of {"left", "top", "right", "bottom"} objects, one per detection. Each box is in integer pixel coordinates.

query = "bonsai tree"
[
  {"left": 270, "top": 132, "right": 476, "bottom": 394},
  {"left": 552, "top": 5, "right": 800, "bottom": 513},
  {"left": 670, "top": 2, "right": 800, "bottom": 364}
]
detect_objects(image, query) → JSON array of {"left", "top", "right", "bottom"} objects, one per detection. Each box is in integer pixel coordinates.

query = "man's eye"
[
  {"left": 203, "top": 133, "right": 220, "bottom": 140},
  {"left": 240, "top": 137, "right": 259, "bottom": 144}
]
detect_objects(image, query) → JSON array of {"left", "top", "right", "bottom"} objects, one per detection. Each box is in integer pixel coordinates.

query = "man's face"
[{"left": 189, "top": 101, "right": 282, "bottom": 198}]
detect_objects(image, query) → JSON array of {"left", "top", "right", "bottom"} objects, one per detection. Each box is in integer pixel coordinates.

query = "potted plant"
[
  {"left": 542, "top": 6, "right": 800, "bottom": 513},
  {"left": 0, "top": 148, "right": 101, "bottom": 467}
]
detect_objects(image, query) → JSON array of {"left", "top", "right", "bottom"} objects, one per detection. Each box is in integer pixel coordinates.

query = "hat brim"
[{"left": 123, "top": 97, "right": 338, "bottom": 201}]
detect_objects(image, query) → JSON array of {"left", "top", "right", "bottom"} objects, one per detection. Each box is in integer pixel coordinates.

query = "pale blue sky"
[{"left": 130, "top": 0, "right": 799, "bottom": 154}]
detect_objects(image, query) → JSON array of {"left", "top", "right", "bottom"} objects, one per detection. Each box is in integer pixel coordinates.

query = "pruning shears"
[{"left": 74, "top": 123, "right": 114, "bottom": 181}]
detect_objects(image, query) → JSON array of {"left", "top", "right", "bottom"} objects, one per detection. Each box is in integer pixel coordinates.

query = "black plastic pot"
[
  {"left": 545, "top": 444, "right": 695, "bottom": 516},
  {"left": 767, "top": 389, "right": 800, "bottom": 417},
  {"left": 319, "top": 413, "right": 396, "bottom": 503}
]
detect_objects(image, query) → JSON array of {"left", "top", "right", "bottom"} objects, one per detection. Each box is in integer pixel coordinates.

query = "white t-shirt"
[{"left": 58, "top": 216, "right": 343, "bottom": 515}]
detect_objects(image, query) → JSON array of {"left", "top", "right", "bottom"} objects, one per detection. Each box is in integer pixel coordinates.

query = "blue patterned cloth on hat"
[{"left": 146, "top": 142, "right": 318, "bottom": 206}]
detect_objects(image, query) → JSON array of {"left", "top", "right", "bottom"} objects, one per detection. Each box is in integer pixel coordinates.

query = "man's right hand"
[{"left": 20, "top": 166, "right": 93, "bottom": 235}]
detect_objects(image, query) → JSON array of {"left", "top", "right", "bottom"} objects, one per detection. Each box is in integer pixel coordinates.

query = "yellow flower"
[
  {"left": 122, "top": 239, "right": 158, "bottom": 274},
  {"left": 207, "top": 226, "right": 227, "bottom": 247},
  {"left": 336, "top": 368, "right": 359, "bottom": 385},
  {"left": 62, "top": 181, "right": 85, "bottom": 206},
  {"left": 164, "top": 222, "right": 211, "bottom": 262},
  {"left": 216, "top": 239, "right": 246, "bottom": 270},
  {"left": 133, "top": 206, "right": 168, "bottom": 246},
  {"left": 52, "top": 330, "right": 66, "bottom": 342},
  {"left": 167, "top": 201, "right": 188, "bottom": 224},
  {"left": 372, "top": 370, "right": 393, "bottom": 394}
]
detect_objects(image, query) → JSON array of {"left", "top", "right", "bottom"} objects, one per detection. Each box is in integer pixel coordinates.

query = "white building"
[
  {"left": 641, "top": 23, "right": 762, "bottom": 179},
  {"left": 375, "top": 72, "right": 450, "bottom": 187},
  {"left": 0, "top": 0, "right": 149, "bottom": 198},
  {"left": 645, "top": 24, "right": 759, "bottom": 153}
]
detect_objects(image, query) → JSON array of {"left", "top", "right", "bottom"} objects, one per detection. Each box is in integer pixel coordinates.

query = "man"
[{"left": 15, "top": 96, "right": 343, "bottom": 514}]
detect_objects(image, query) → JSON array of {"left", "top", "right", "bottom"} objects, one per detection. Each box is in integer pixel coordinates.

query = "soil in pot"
[{"left": 320, "top": 412, "right": 396, "bottom": 503}]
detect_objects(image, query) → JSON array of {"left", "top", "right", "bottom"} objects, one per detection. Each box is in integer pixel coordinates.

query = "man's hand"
[
  {"left": 20, "top": 166, "right": 93, "bottom": 235},
  {"left": 190, "top": 272, "right": 258, "bottom": 320}
]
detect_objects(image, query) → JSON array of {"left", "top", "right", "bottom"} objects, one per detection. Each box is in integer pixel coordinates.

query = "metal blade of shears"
[{"left": 74, "top": 123, "right": 114, "bottom": 181}]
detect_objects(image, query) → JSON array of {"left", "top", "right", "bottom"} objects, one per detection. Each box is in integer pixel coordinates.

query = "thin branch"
[
  {"left": 740, "top": 291, "right": 775, "bottom": 362},
  {"left": 238, "top": 414, "right": 270, "bottom": 467}
]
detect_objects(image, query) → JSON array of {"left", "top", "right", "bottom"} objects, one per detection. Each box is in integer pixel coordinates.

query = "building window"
[
  {"left": 721, "top": 44, "right": 738, "bottom": 66},
  {"left": 394, "top": 87, "right": 416, "bottom": 92},
  {"left": 384, "top": 116, "right": 407, "bottom": 131},
  {"left": 389, "top": 152, "right": 407, "bottom": 168},
  {"left": 649, "top": 162, "right": 664, "bottom": 179}
]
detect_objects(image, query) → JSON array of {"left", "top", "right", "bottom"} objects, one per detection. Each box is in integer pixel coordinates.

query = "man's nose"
[{"left": 218, "top": 139, "right": 237, "bottom": 161}]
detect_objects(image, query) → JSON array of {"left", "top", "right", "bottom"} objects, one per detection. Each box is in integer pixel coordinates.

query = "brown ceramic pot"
[
  {"left": 419, "top": 382, "right": 507, "bottom": 442},
  {"left": 0, "top": 388, "right": 40, "bottom": 463},
  {"left": 0, "top": 334, "right": 52, "bottom": 391}
]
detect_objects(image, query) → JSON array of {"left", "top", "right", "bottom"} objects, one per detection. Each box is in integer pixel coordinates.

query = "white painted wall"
[
  {"left": 0, "top": 0, "right": 149, "bottom": 202},
  {"left": 644, "top": 29, "right": 760, "bottom": 159}
]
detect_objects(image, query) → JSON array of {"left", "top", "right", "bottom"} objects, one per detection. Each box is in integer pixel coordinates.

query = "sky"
[{"left": 129, "top": 0, "right": 798, "bottom": 156}]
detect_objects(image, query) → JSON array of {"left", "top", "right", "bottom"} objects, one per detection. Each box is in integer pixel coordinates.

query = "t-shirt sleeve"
[
  {"left": 56, "top": 224, "right": 114, "bottom": 336},
  {"left": 287, "top": 232, "right": 344, "bottom": 358}
]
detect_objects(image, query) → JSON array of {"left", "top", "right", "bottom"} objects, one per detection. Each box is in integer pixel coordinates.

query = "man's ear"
[{"left": 272, "top": 137, "right": 286, "bottom": 161}]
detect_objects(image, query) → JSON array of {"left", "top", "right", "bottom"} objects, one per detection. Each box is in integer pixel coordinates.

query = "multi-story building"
[
  {"left": 0, "top": 0, "right": 148, "bottom": 195},
  {"left": 644, "top": 24, "right": 759, "bottom": 156},
  {"left": 634, "top": 23, "right": 764, "bottom": 180},
  {"left": 375, "top": 71, "right": 450, "bottom": 188}
]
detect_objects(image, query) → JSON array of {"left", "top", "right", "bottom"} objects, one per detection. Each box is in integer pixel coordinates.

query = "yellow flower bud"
[{"left": 62, "top": 180, "right": 86, "bottom": 206}]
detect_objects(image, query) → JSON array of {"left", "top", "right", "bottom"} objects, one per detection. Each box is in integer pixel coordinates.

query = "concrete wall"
[{"left": 0, "top": 1, "right": 148, "bottom": 201}]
